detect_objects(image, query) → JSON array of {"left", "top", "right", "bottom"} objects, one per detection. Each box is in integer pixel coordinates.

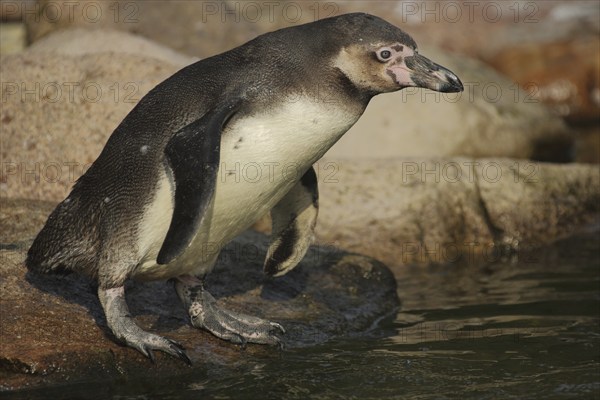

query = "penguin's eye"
[{"left": 377, "top": 49, "right": 392, "bottom": 62}]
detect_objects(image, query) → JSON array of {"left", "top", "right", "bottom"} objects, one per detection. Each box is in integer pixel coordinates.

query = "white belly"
[{"left": 133, "top": 98, "right": 362, "bottom": 280}]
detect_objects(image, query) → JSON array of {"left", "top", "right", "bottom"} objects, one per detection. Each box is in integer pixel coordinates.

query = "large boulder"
[
  {"left": 1, "top": 28, "right": 197, "bottom": 201},
  {"left": 0, "top": 199, "right": 398, "bottom": 391},
  {"left": 0, "top": 50, "right": 179, "bottom": 201},
  {"left": 313, "top": 158, "right": 600, "bottom": 268}
]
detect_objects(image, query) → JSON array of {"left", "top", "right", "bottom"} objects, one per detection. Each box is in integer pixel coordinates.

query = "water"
[{"left": 5, "top": 232, "right": 599, "bottom": 399}]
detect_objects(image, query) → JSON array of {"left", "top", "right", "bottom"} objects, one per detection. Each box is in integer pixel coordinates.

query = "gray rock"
[
  {"left": 313, "top": 158, "right": 600, "bottom": 268},
  {"left": 476, "top": 159, "right": 600, "bottom": 247},
  {"left": 0, "top": 51, "right": 180, "bottom": 201},
  {"left": 0, "top": 199, "right": 398, "bottom": 391}
]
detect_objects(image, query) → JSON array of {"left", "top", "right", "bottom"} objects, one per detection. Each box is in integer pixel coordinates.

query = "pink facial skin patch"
[{"left": 381, "top": 43, "right": 417, "bottom": 87}]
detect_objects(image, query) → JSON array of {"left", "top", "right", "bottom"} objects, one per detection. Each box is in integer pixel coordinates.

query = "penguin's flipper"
[
  {"left": 157, "top": 100, "right": 242, "bottom": 265},
  {"left": 264, "top": 166, "right": 319, "bottom": 277}
]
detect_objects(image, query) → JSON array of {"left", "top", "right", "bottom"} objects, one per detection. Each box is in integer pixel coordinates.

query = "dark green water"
[{"left": 5, "top": 232, "right": 599, "bottom": 399}]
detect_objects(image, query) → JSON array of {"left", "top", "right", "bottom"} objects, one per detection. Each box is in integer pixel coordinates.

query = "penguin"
[{"left": 27, "top": 13, "right": 463, "bottom": 364}]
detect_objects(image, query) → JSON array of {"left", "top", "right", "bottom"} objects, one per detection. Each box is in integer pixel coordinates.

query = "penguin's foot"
[
  {"left": 189, "top": 289, "right": 285, "bottom": 347},
  {"left": 175, "top": 276, "right": 285, "bottom": 348},
  {"left": 98, "top": 286, "right": 192, "bottom": 365}
]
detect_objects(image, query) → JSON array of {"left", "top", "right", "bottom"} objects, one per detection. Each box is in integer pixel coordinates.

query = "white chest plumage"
[{"left": 134, "top": 97, "right": 362, "bottom": 279}]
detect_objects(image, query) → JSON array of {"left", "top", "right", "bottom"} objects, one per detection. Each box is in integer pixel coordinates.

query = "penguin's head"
[{"left": 328, "top": 13, "right": 464, "bottom": 95}]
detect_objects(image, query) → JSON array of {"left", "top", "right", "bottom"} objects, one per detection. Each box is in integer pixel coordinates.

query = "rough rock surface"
[
  {"left": 0, "top": 51, "right": 180, "bottom": 201},
  {"left": 312, "top": 158, "right": 600, "bottom": 268},
  {"left": 0, "top": 199, "right": 398, "bottom": 391}
]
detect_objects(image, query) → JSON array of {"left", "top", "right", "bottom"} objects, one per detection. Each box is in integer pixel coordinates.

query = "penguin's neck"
[{"left": 256, "top": 95, "right": 365, "bottom": 164}]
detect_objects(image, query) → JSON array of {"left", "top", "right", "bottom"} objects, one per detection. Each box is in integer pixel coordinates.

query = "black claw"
[
  {"left": 139, "top": 341, "right": 191, "bottom": 366},
  {"left": 176, "top": 349, "right": 193, "bottom": 366},
  {"left": 167, "top": 338, "right": 186, "bottom": 352},
  {"left": 165, "top": 339, "right": 192, "bottom": 365},
  {"left": 146, "top": 348, "right": 156, "bottom": 364},
  {"left": 269, "top": 334, "right": 285, "bottom": 350},
  {"left": 272, "top": 324, "right": 286, "bottom": 335}
]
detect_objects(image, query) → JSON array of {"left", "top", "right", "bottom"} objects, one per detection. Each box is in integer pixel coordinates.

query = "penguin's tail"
[
  {"left": 26, "top": 230, "right": 74, "bottom": 274},
  {"left": 26, "top": 197, "right": 98, "bottom": 276},
  {"left": 26, "top": 249, "right": 72, "bottom": 275}
]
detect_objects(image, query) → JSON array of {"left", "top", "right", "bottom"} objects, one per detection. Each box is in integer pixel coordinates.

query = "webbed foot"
[
  {"left": 99, "top": 286, "right": 192, "bottom": 365},
  {"left": 176, "top": 276, "right": 285, "bottom": 348}
]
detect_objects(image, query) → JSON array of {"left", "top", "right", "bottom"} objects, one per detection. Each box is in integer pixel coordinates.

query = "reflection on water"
[{"left": 8, "top": 232, "right": 600, "bottom": 399}]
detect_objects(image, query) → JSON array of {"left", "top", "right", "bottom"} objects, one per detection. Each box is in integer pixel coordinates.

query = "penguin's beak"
[
  {"left": 387, "top": 52, "right": 463, "bottom": 93},
  {"left": 404, "top": 53, "right": 463, "bottom": 93}
]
